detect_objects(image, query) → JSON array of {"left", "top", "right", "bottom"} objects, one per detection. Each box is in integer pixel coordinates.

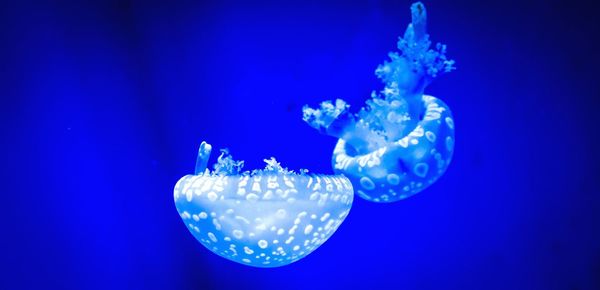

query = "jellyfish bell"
[
  {"left": 174, "top": 142, "right": 353, "bottom": 267},
  {"left": 303, "top": 2, "right": 455, "bottom": 202},
  {"left": 332, "top": 95, "right": 454, "bottom": 202}
]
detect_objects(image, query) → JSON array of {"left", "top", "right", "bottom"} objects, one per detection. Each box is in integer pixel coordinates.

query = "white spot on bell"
[
  {"left": 360, "top": 177, "right": 375, "bottom": 190},
  {"left": 387, "top": 174, "right": 400, "bottom": 185},
  {"left": 258, "top": 240, "right": 268, "bottom": 249},
  {"left": 304, "top": 224, "right": 314, "bottom": 235},
  {"left": 208, "top": 232, "right": 217, "bottom": 243},
  {"left": 232, "top": 230, "right": 244, "bottom": 239}
]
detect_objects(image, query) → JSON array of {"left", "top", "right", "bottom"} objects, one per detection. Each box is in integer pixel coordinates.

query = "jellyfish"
[
  {"left": 302, "top": 2, "right": 455, "bottom": 203},
  {"left": 174, "top": 141, "right": 354, "bottom": 267}
]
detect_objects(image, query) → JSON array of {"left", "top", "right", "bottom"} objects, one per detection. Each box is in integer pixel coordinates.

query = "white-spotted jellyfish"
[
  {"left": 174, "top": 141, "right": 354, "bottom": 267},
  {"left": 303, "top": 2, "right": 455, "bottom": 203}
]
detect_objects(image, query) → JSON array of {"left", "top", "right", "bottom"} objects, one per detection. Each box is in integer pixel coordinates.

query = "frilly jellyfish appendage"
[
  {"left": 174, "top": 141, "right": 354, "bottom": 267},
  {"left": 302, "top": 2, "right": 455, "bottom": 203}
]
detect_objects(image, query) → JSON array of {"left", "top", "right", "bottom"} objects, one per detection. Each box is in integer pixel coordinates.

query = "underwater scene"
[{"left": 2, "top": 0, "right": 600, "bottom": 289}]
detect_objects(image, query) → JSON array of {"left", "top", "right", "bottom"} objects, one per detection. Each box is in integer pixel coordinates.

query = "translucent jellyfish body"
[
  {"left": 174, "top": 142, "right": 354, "bottom": 267},
  {"left": 303, "top": 2, "right": 455, "bottom": 202}
]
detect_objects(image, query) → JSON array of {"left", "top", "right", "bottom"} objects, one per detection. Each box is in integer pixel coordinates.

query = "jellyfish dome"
[
  {"left": 174, "top": 142, "right": 354, "bottom": 267},
  {"left": 303, "top": 2, "right": 455, "bottom": 203}
]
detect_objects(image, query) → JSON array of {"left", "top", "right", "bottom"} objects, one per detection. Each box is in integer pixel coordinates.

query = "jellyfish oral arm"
[
  {"left": 302, "top": 99, "right": 379, "bottom": 154},
  {"left": 304, "top": 1, "right": 454, "bottom": 148},
  {"left": 410, "top": 1, "right": 427, "bottom": 42},
  {"left": 195, "top": 141, "right": 212, "bottom": 175}
]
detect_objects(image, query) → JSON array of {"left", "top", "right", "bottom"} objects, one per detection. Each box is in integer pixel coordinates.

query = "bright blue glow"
[
  {"left": 175, "top": 141, "right": 353, "bottom": 267},
  {"left": 303, "top": 2, "right": 455, "bottom": 202},
  {"left": 6, "top": 0, "right": 598, "bottom": 289}
]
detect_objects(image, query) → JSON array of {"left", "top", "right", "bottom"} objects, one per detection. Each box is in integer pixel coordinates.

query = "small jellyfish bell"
[
  {"left": 174, "top": 141, "right": 354, "bottom": 267},
  {"left": 303, "top": 2, "right": 456, "bottom": 203}
]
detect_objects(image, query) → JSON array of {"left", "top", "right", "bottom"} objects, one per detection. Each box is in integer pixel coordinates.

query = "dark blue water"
[{"left": 1, "top": 0, "right": 599, "bottom": 289}]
